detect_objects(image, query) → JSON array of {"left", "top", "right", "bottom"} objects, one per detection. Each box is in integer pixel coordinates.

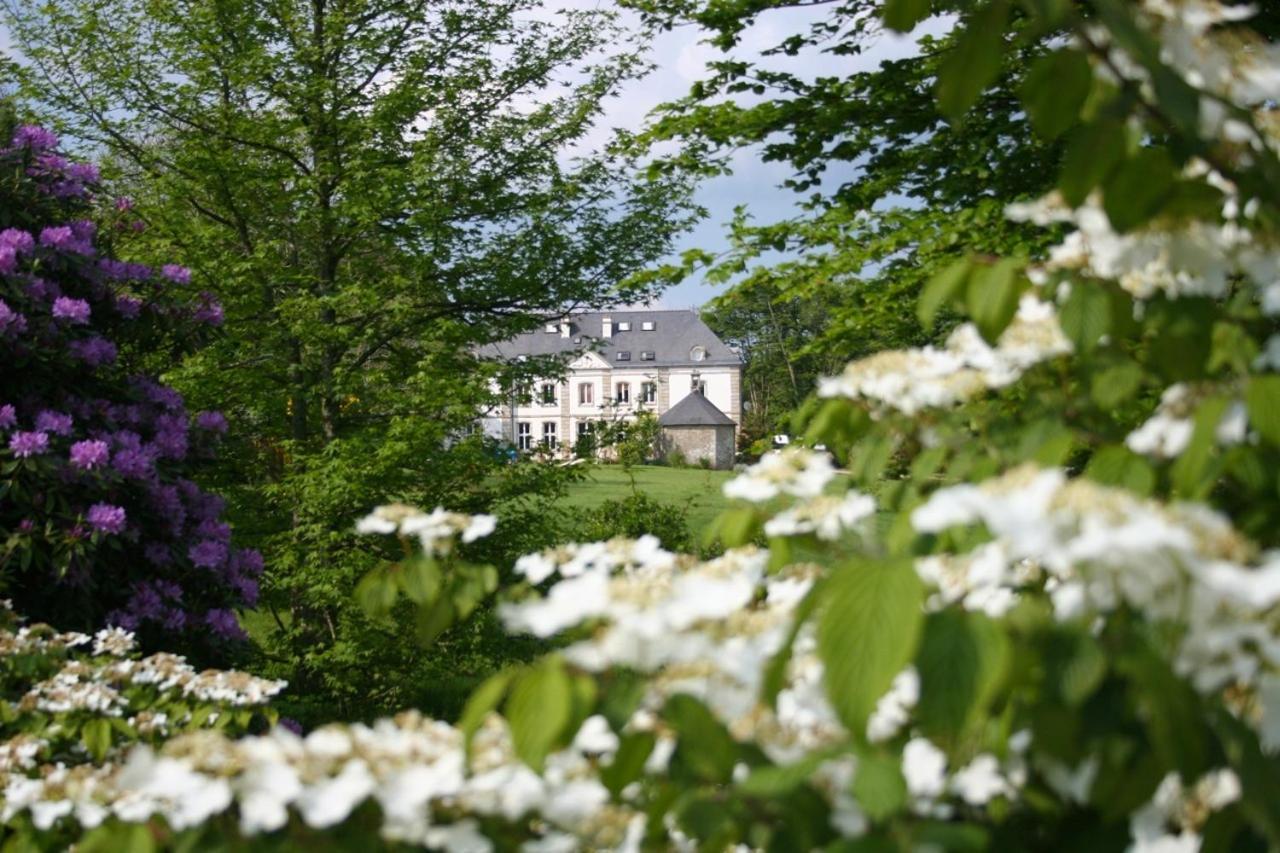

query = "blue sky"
[{"left": 0, "top": 4, "right": 943, "bottom": 310}]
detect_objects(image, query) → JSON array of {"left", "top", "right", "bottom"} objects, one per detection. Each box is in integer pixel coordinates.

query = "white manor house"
[{"left": 479, "top": 310, "right": 743, "bottom": 467}]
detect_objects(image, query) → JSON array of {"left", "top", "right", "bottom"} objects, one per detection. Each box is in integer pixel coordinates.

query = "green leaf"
[
  {"left": 459, "top": 669, "right": 515, "bottom": 741},
  {"left": 1021, "top": 50, "right": 1092, "bottom": 139},
  {"left": 851, "top": 750, "right": 908, "bottom": 820},
  {"left": 936, "top": 0, "right": 1011, "bottom": 119},
  {"left": 400, "top": 556, "right": 441, "bottom": 605},
  {"left": 966, "top": 257, "right": 1026, "bottom": 344},
  {"left": 506, "top": 658, "right": 572, "bottom": 771},
  {"left": 1119, "top": 643, "right": 1208, "bottom": 779},
  {"left": 883, "top": 0, "right": 932, "bottom": 32},
  {"left": 1103, "top": 147, "right": 1176, "bottom": 233},
  {"left": 1090, "top": 361, "right": 1144, "bottom": 409},
  {"left": 355, "top": 567, "right": 398, "bottom": 617},
  {"left": 1059, "top": 281, "right": 1111, "bottom": 352},
  {"left": 918, "top": 257, "right": 973, "bottom": 330},
  {"left": 1208, "top": 707, "right": 1280, "bottom": 847},
  {"left": 1171, "top": 396, "right": 1229, "bottom": 499},
  {"left": 81, "top": 718, "right": 113, "bottom": 762},
  {"left": 915, "top": 610, "right": 1010, "bottom": 742},
  {"left": 738, "top": 746, "right": 844, "bottom": 797},
  {"left": 1059, "top": 119, "right": 1127, "bottom": 206},
  {"left": 1246, "top": 376, "right": 1280, "bottom": 446},
  {"left": 1085, "top": 446, "right": 1156, "bottom": 496},
  {"left": 818, "top": 558, "right": 924, "bottom": 738},
  {"left": 414, "top": 596, "right": 455, "bottom": 645},
  {"left": 664, "top": 694, "right": 740, "bottom": 783},
  {"left": 707, "top": 507, "right": 761, "bottom": 549},
  {"left": 601, "top": 731, "right": 656, "bottom": 796}
]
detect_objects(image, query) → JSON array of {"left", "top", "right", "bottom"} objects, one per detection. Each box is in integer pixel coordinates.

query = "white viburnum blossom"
[
  {"left": 911, "top": 466, "right": 1280, "bottom": 696},
  {"left": 817, "top": 295, "right": 1071, "bottom": 416},
  {"left": 866, "top": 668, "right": 919, "bottom": 743},
  {"left": 355, "top": 504, "right": 497, "bottom": 555},
  {"left": 723, "top": 447, "right": 836, "bottom": 502},
  {"left": 1125, "top": 384, "right": 1250, "bottom": 458},
  {"left": 763, "top": 492, "right": 876, "bottom": 540}
]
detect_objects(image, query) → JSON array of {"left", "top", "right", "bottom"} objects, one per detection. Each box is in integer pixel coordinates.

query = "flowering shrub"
[
  {"left": 0, "top": 125, "right": 260, "bottom": 651},
  {"left": 6, "top": 0, "right": 1280, "bottom": 849}
]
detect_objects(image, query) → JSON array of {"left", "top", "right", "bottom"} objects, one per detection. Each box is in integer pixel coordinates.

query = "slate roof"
[
  {"left": 658, "top": 390, "right": 737, "bottom": 427},
  {"left": 477, "top": 310, "right": 742, "bottom": 368}
]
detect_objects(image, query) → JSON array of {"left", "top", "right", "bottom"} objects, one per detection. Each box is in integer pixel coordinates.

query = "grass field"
[{"left": 556, "top": 464, "right": 735, "bottom": 533}]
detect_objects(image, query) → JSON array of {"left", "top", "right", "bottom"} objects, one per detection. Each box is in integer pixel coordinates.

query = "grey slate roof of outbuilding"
[
  {"left": 658, "top": 391, "right": 737, "bottom": 427},
  {"left": 476, "top": 310, "right": 742, "bottom": 368}
]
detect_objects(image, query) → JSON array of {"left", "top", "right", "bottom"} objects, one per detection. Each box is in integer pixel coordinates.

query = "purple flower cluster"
[
  {"left": 69, "top": 439, "right": 109, "bottom": 470},
  {"left": 9, "top": 431, "right": 48, "bottom": 458},
  {"left": 1, "top": 126, "right": 258, "bottom": 653},
  {"left": 86, "top": 502, "right": 126, "bottom": 534}
]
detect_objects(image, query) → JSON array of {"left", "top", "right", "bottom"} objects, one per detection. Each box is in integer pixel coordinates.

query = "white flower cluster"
[
  {"left": 356, "top": 504, "right": 497, "bottom": 555},
  {"left": 1, "top": 712, "right": 642, "bottom": 849},
  {"left": 912, "top": 466, "right": 1280, "bottom": 698},
  {"left": 762, "top": 492, "right": 876, "bottom": 540},
  {"left": 817, "top": 295, "right": 1071, "bottom": 415},
  {"left": 1125, "top": 383, "right": 1248, "bottom": 458},
  {"left": 902, "top": 735, "right": 1027, "bottom": 814},
  {"left": 1129, "top": 769, "right": 1242, "bottom": 853},
  {"left": 722, "top": 447, "right": 837, "bottom": 502}
]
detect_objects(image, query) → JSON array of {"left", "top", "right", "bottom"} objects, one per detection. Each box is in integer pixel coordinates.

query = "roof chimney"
[
  {"left": 602, "top": 315, "right": 613, "bottom": 338},
  {"left": 560, "top": 321, "right": 570, "bottom": 338}
]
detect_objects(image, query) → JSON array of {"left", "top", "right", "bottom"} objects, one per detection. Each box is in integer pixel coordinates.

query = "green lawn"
[{"left": 557, "top": 464, "right": 735, "bottom": 533}]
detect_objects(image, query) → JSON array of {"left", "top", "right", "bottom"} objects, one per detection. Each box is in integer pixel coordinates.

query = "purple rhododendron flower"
[
  {"left": 0, "top": 228, "right": 34, "bottom": 254},
  {"left": 0, "top": 405, "right": 15, "bottom": 431},
  {"left": 231, "top": 575, "right": 260, "bottom": 606},
  {"left": 12, "top": 125, "right": 58, "bottom": 150},
  {"left": 194, "top": 293, "right": 223, "bottom": 325},
  {"left": 0, "top": 247, "right": 14, "bottom": 275},
  {"left": 195, "top": 519, "right": 231, "bottom": 542},
  {"left": 39, "top": 411, "right": 74, "bottom": 435},
  {"left": 35, "top": 410, "right": 73, "bottom": 436},
  {"left": 86, "top": 502, "right": 126, "bottom": 534},
  {"left": 8, "top": 431, "right": 48, "bottom": 457},
  {"left": 51, "top": 297, "right": 91, "bottom": 324},
  {"left": 189, "top": 539, "right": 228, "bottom": 569},
  {"left": 161, "top": 264, "right": 191, "bottom": 284},
  {"left": 143, "top": 542, "right": 173, "bottom": 566},
  {"left": 204, "top": 608, "right": 246, "bottom": 640},
  {"left": 234, "top": 548, "right": 265, "bottom": 576},
  {"left": 68, "top": 337, "right": 117, "bottom": 366},
  {"left": 196, "top": 410, "right": 228, "bottom": 433},
  {"left": 69, "top": 439, "right": 109, "bottom": 470},
  {"left": 114, "top": 295, "right": 143, "bottom": 319},
  {"left": 38, "top": 226, "right": 74, "bottom": 249},
  {"left": 0, "top": 299, "right": 25, "bottom": 334},
  {"left": 279, "top": 717, "right": 303, "bottom": 735},
  {"left": 162, "top": 609, "right": 187, "bottom": 631},
  {"left": 114, "top": 196, "right": 134, "bottom": 211},
  {"left": 111, "top": 446, "right": 155, "bottom": 479},
  {"left": 66, "top": 162, "right": 99, "bottom": 184}
]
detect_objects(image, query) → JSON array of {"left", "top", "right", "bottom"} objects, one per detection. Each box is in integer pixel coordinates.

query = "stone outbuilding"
[{"left": 658, "top": 388, "right": 737, "bottom": 469}]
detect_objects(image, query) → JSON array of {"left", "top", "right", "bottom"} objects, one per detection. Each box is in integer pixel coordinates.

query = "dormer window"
[
  {"left": 615, "top": 351, "right": 631, "bottom": 361},
  {"left": 617, "top": 321, "right": 632, "bottom": 331},
  {"left": 640, "top": 351, "right": 655, "bottom": 361},
  {"left": 641, "top": 321, "right": 655, "bottom": 331},
  {"left": 690, "top": 345, "right": 707, "bottom": 362},
  {"left": 544, "top": 323, "right": 558, "bottom": 333}
]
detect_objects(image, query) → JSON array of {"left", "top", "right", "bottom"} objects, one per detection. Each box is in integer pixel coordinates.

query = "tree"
[
  {"left": 701, "top": 274, "right": 844, "bottom": 450},
  {"left": 2, "top": 0, "right": 698, "bottom": 721},
  {"left": 624, "top": 0, "right": 1065, "bottom": 362}
]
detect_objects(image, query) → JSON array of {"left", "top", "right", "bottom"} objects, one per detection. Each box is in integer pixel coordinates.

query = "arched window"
[{"left": 690, "top": 345, "right": 707, "bottom": 362}]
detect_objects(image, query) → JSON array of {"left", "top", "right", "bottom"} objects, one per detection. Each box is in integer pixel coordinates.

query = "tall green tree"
[
  {"left": 626, "top": 0, "right": 1064, "bottom": 361},
  {"left": 702, "top": 274, "right": 844, "bottom": 449},
  {"left": 3, "top": 0, "right": 698, "bottom": 721}
]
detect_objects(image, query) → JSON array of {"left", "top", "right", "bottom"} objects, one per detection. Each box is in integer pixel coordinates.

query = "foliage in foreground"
[{"left": 3, "top": 0, "right": 1280, "bottom": 850}]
